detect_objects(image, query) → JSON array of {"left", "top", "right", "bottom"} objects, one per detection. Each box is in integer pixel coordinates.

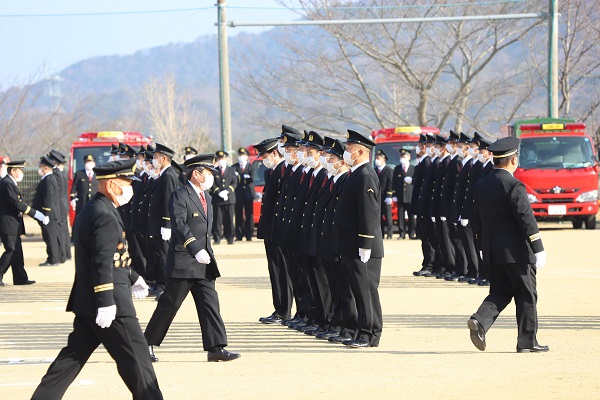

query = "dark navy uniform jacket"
[
  {"left": 0, "top": 175, "right": 36, "bottom": 236},
  {"left": 32, "top": 173, "right": 59, "bottom": 220},
  {"left": 257, "top": 161, "right": 285, "bottom": 240},
  {"left": 70, "top": 169, "right": 98, "bottom": 215},
  {"left": 210, "top": 165, "right": 237, "bottom": 206}
]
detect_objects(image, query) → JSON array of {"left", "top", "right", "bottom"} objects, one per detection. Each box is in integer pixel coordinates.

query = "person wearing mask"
[
  {"left": 467, "top": 136, "right": 548, "bottom": 354},
  {"left": 392, "top": 149, "right": 416, "bottom": 239},
  {"left": 210, "top": 151, "right": 237, "bottom": 245},
  {"left": 145, "top": 154, "right": 241, "bottom": 363},
  {"left": 0, "top": 161, "right": 48, "bottom": 286},
  {"left": 48, "top": 149, "right": 71, "bottom": 264},
  {"left": 411, "top": 135, "right": 434, "bottom": 276},
  {"left": 33, "top": 156, "right": 60, "bottom": 266},
  {"left": 184, "top": 146, "right": 198, "bottom": 161},
  {"left": 374, "top": 150, "right": 394, "bottom": 239},
  {"left": 31, "top": 159, "right": 162, "bottom": 400},
  {"left": 232, "top": 147, "right": 256, "bottom": 241},
  {"left": 69, "top": 154, "right": 98, "bottom": 221}
]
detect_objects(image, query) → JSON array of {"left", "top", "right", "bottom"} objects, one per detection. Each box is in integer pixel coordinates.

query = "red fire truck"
[
  {"left": 68, "top": 131, "right": 152, "bottom": 225},
  {"left": 371, "top": 126, "right": 441, "bottom": 226},
  {"left": 510, "top": 118, "right": 598, "bottom": 229},
  {"left": 246, "top": 145, "right": 268, "bottom": 225}
]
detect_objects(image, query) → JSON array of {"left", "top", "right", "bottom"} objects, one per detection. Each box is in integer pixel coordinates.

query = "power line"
[{"left": 0, "top": 6, "right": 213, "bottom": 18}]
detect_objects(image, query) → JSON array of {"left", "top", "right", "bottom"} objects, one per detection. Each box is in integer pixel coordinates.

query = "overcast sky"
[{"left": 0, "top": 1, "right": 299, "bottom": 83}]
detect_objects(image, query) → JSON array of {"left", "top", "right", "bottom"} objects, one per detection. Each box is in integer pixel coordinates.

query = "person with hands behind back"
[
  {"left": 31, "top": 159, "right": 162, "bottom": 400},
  {"left": 144, "top": 154, "right": 241, "bottom": 363}
]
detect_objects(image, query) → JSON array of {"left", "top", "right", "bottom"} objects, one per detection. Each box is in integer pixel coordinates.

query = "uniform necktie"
[
  {"left": 221, "top": 167, "right": 225, "bottom": 175},
  {"left": 329, "top": 179, "right": 334, "bottom": 192},
  {"left": 404, "top": 165, "right": 407, "bottom": 173},
  {"left": 199, "top": 190, "right": 207, "bottom": 215},
  {"left": 281, "top": 165, "right": 286, "bottom": 177},
  {"left": 309, "top": 174, "right": 314, "bottom": 189},
  {"left": 321, "top": 177, "right": 328, "bottom": 188},
  {"left": 87, "top": 171, "right": 93, "bottom": 180},
  {"left": 300, "top": 171, "right": 306, "bottom": 184}
]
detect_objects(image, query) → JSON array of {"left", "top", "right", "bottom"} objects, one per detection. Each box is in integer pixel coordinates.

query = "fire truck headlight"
[
  {"left": 527, "top": 194, "right": 539, "bottom": 203},
  {"left": 575, "top": 190, "right": 598, "bottom": 203}
]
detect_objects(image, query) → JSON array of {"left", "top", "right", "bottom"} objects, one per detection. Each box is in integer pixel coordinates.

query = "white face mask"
[
  {"left": 218, "top": 159, "right": 227, "bottom": 168},
  {"left": 114, "top": 182, "right": 134, "bottom": 206},
  {"left": 477, "top": 153, "right": 485, "bottom": 162},
  {"left": 319, "top": 155, "right": 328, "bottom": 166},
  {"left": 38, "top": 168, "right": 45, "bottom": 177},
  {"left": 425, "top": 147, "right": 434, "bottom": 157},
  {"left": 283, "top": 150, "right": 296, "bottom": 164},
  {"left": 296, "top": 150, "right": 305, "bottom": 165},
  {"left": 305, "top": 155, "right": 318, "bottom": 169},
  {"left": 343, "top": 150, "right": 358, "bottom": 167},
  {"left": 152, "top": 158, "right": 162, "bottom": 170},
  {"left": 0, "top": 166, "right": 7, "bottom": 178},
  {"left": 199, "top": 173, "right": 214, "bottom": 191},
  {"left": 467, "top": 147, "right": 477, "bottom": 157},
  {"left": 85, "top": 162, "right": 96, "bottom": 171},
  {"left": 446, "top": 144, "right": 454, "bottom": 154},
  {"left": 238, "top": 155, "right": 248, "bottom": 164},
  {"left": 135, "top": 160, "right": 143, "bottom": 170},
  {"left": 184, "top": 154, "right": 194, "bottom": 161},
  {"left": 374, "top": 159, "right": 383, "bottom": 168},
  {"left": 400, "top": 158, "right": 410, "bottom": 167},
  {"left": 434, "top": 148, "right": 442, "bottom": 157},
  {"left": 14, "top": 170, "right": 24, "bottom": 183}
]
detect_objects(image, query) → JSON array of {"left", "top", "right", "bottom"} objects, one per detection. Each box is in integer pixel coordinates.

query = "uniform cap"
[
  {"left": 488, "top": 137, "right": 520, "bottom": 158},
  {"left": 118, "top": 144, "right": 136, "bottom": 158},
  {"left": 185, "top": 146, "right": 198, "bottom": 155},
  {"left": 110, "top": 143, "right": 120, "bottom": 155},
  {"left": 399, "top": 148, "right": 411, "bottom": 157},
  {"left": 324, "top": 139, "right": 346, "bottom": 158},
  {"left": 478, "top": 138, "right": 491, "bottom": 150},
  {"left": 434, "top": 135, "right": 447, "bottom": 145},
  {"left": 146, "top": 144, "right": 156, "bottom": 153},
  {"left": 418, "top": 134, "right": 428, "bottom": 144},
  {"left": 7, "top": 160, "right": 26, "bottom": 169},
  {"left": 297, "top": 130, "right": 310, "bottom": 146},
  {"left": 375, "top": 149, "right": 388, "bottom": 160},
  {"left": 306, "top": 131, "right": 324, "bottom": 149},
  {"left": 83, "top": 154, "right": 95, "bottom": 162},
  {"left": 448, "top": 130, "right": 460, "bottom": 142},
  {"left": 184, "top": 154, "right": 217, "bottom": 172},
  {"left": 425, "top": 134, "right": 437, "bottom": 143},
  {"left": 252, "top": 138, "right": 279, "bottom": 155},
  {"left": 458, "top": 132, "right": 471, "bottom": 143},
  {"left": 280, "top": 125, "right": 301, "bottom": 138},
  {"left": 322, "top": 136, "right": 336, "bottom": 150},
  {"left": 345, "top": 129, "right": 375, "bottom": 150},
  {"left": 237, "top": 147, "right": 248, "bottom": 155},
  {"left": 48, "top": 149, "right": 66, "bottom": 164},
  {"left": 215, "top": 150, "right": 229, "bottom": 158},
  {"left": 136, "top": 145, "right": 146, "bottom": 156},
  {"left": 144, "top": 151, "right": 155, "bottom": 162},
  {"left": 94, "top": 159, "right": 137, "bottom": 180},
  {"left": 39, "top": 156, "right": 55, "bottom": 168},
  {"left": 281, "top": 131, "right": 301, "bottom": 147},
  {"left": 155, "top": 143, "right": 176, "bottom": 158}
]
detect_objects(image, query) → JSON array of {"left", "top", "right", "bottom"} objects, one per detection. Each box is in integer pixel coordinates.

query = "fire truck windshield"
[
  {"left": 251, "top": 159, "right": 268, "bottom": 186},
  {"left": 373, "top": 142, "right": 419, "bottom": 168},
  {"left": 72, "top": 146, "right": 114, "bottom": 177},
  {"left": 519, "top": 136, "right": 594, "bottom": 170}
]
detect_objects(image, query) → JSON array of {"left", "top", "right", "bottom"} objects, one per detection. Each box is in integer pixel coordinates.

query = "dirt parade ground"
[{"left": 0, "top": 222, "right": 599, "bottom": 399}]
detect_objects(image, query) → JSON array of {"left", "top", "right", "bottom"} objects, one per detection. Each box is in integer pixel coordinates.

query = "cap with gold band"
[
  {"left": 7, "top": 160, "right": 26, "bottom": 169},
  {"left": 345, "top": 129, "right": 376, "bottom": 150},
  {"left": 488, "top": 136, "right": 520, "bottom": 158},
  {"left": 252, "top": 138, "right": 279, "bottom": 155},
  {"left": 184, "top": 154, "right": 217, "bottom": 172},
  {"left": 93, "top": 159, "right": 137, "bottom": 180}
]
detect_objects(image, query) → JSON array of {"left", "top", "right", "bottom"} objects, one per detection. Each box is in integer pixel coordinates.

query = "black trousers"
[
  {"left": 235, "top": 196, "right": 254, "bottom": 240},
  {"left": 127, "top": 230, "right": 147, "bottom": 278},
  {"left": 322, "top": 258, "right": 357, "bottom": 334},
  {"left": 418, "top": 216, "right": 436, "bottom": 270},
  {"left": 212, "top": 204, "right": 234, "bottom": 242},
  {"left": 57, "top": 217, "right": 71, "bottom": 262},
  {"left": 450, "top": 223, "right": 467, "bottom": 275},
  {"left": 32, "top": 315, "right": 162, "bottom": 400},
  {"left": 264, "top": 239, "right": 293, "bottom": 320},
  {"left": 458, "top": 224, "right": 479, "bottom": 278},
  {"left": 343, "top": 256, "right": 382, "bottom": 345},
  {"left": 145, "top": 277, "right": 228, "bottom": 351},
  {"left": 0, "top": 234, "right": 29, "bottom": 284},
  {"left": 380, "top": 203, "right": 393, "bottom": 238},
  {"left": 283, "top": 247, "right": 308, "bottom": 319},
  {"left": 436, "top": 219, "right": 455, "bottom": 273},
  {"left": 398, "top": 202, "right": 416, "bottom": 237},
  {"left": 309, "top": 256, "right": 332, "bottom": 326},
  {"left": 147, "top": 235, "right": 167, "bottom": 290},
  {"left": 472, "top": 263, "right": 539, "bottom": 349},
  {"left": 41, "top": 220, "right": 60, "bottom": 264}
]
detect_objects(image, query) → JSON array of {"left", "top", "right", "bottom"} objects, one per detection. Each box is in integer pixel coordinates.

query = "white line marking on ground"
[
  {"left": 545, "top": 271, "right": 600, "bottom": 279},
  {"left": 0, "top": 312, "right": 32, "bottom": 315}
]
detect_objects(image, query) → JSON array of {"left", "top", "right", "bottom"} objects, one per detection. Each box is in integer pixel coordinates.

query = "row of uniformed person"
[
  {"left": 411, "top": 131, "right": 494, "bottom": 285},
  {"left": 256, "top": 126, "right": 383, "bottom": 348}
]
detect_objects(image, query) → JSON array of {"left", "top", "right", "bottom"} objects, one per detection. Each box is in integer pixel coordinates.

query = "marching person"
[
  {"left": 467, "top": 137, "right": 548, "bottom": 353},
  {"left": 374, "top": 150, "right": 394, "bottom": 239},
  {"left": 0, "top": 161, "right": 48, "bottom": 286},
  {"left": 145, "top": 154, "right": 241, "bottom": 363},
  {"left": 69, "top": 154, "right": 98, "bottom": 221},
  {"left": 210, "top": 150, "right": 237, "bottom": 245},
  {"left": 392, "top": 149, "right": 416, "bottom": 239},
  {"left": 31, "top": 159, "right": 162, "bottom": 400},
  {"left": 33, "top": 156, "right": 61, "bottom": 266},
  {"left": 232, "top": 147, "right": 256, "bottom": 241}
]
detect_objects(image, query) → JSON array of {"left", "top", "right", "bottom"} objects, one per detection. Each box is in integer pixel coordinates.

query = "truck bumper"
[{"left": 531, "top": 201, "right": 598, "bottom": 221}]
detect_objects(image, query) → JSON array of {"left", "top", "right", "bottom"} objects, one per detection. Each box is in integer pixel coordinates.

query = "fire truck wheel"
[
  {"left": 585, "top": 216, "right": 596, "bottom": 230},
  {"left": 572, "top": 220, "right": 583, "bottom": 229}
]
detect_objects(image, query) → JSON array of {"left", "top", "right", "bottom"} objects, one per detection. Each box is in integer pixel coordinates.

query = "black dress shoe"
[
  {"left": 458, "top": 276, "right": 474, "bottom": 283},
  {"left": 258, "top": 312, "right": 275, "bottom": 323},
  {"left": 467, "top": 318, "right": 486, "bottom": 351},
  {"left": 316, "top": 330, "right": 339, "bottom": 340},
  {"left": 39, "top": 262, "right": 59, "bottom": 266},
  {"left": 207, "top": 348, "right": 241, "bottom": 362},
  {"left": 301, "top": 324, "right": 320, "bottom": 333},
  {"left": 227, "top": 240, "right": 234, "bottom": 245},
  {"left": 517, "top": 344, "right": 549, "bottom": 353},
  {"left": 346, "top": 339, "right": 370, "bottom": 348},
  {"left": 330, "top": 335, "right": 352, "bottom": 344},
  {"left": 477, "top": 279, "right": 490, "bottom": 287},
  {"left": 149, "top": 345, "right": 159, "bottom": 362},
  {"left": 413, "top": 269, "right": 431, "bottom": 276},
  {"left": 261, "top": 315, "right": 282, "bottom": 324},
  {"left": 14, "top": 280, "right": 36, "bottom": 285},
  {"left": 468, "top": 277, "right": 481, "bottom": 285},
  {"left": 155, "top": 291, "right": 164, "bottom": 301}
]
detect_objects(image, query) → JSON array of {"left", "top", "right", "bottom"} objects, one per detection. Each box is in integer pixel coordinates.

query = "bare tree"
[{"left": 143, "top": 74, "right": 212, "bottom": 157}]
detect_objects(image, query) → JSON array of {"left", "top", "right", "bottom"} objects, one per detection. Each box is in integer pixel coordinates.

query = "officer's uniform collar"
[
  {"left": 351, "top": 160, "right": 369, "bottom": 172},
  {"left": 158, "top": 164, "right": 171, "bottom": 176},
  {"left": 333, "top": 170, "right": 347, "bottom": 182}
]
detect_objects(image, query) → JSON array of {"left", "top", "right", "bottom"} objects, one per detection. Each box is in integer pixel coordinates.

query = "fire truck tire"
[
  {"left": 572, "top": 220, "right": 583, "bottom": 229},
  {"left": 585, "top": 216, "right": 596, "bottom": 230}
]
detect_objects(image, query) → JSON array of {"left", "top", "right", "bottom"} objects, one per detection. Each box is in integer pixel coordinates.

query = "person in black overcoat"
[
  {"left": 31, "top": 159, "right": 162, "bottom": 400},
  {"left": 392, "top": 148, "right": 416, "bottom": 239},
  {"left": 70, "top": 154, "right": 98, "bottom": 221},
  {"left": 32, "top": 156, "right": 61, "bottom": 266},
  {"left": 411, "top": 135, "right": 434, "bottom": 275},
  {"left": 374, "top": 149, "right": 394, "bottom": 239},
  {"left": 48, "top": 149, "right": 71, "bottom": 263},
  {"left": 232, "top": 147, "right": 257, "bottom": 241},
  {"left": 210, "top": 150, "right": 237, "bottom": 244},
  {"left": 467, "top": 137, "right": 548, "bottom": 353}
]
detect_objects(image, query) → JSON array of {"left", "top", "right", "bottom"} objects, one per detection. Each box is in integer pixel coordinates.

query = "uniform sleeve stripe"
[
  {"left": 162, "top": 217, "right": 171, "bottom": 220},
  {"left": 25, "top": 206, "right": 31, "bottom": 214},
  {"left": 358, "top": 234, "right": 375, "bottom": 238},
  {"left": 42, "top": 207, "right": 51, "bottom": 211},
  {"left": 93, "top": 283, "right": 114, "bottom": 293},
  {"left": 183, "top": 237, "right": 196, "bottom": 248},
  {"left": 529, "top": 233, "right": 542, "bottom": 242}
]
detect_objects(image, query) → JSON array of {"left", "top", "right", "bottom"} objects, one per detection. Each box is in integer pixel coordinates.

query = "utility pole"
[
  {"left": 548, "top": 0, "right": 559, "bottom": 118},
  {"left": 217, "top": 0, "right": 232, "bottom": 153}
]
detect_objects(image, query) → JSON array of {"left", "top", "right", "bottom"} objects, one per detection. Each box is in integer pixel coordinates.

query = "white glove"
[
  {"left": 392, "top": 197, "right": 398, "bottom": 202},
  {"left": 243, "top": 174, "right": 251, "bottom": 179},
  {"left": 535, "top": 250, "right": 547, "bottom": 269},
  {"left": 42, "top": 216, "right": 50, "bottom": 225},
  {"left": 358, "top": 248, "right": 371, "bottom": 264},
  {"left": 131, "top": 277, "right": 149, "bottom": 300},
  {"left": 195, "top": 249, "right": 211, "bottom": 264},
  {"left": 384, "top": 197, "right": 393, "bottom": 206},
  {"left": 33, "top": 210, "right": 45, "bottom": 222},
  {"left": 404, "top": 176, "right": 413, "bottom": 184},
  {"left": 70, "top": 199, "right": 77, "bottom": 209},
  {"left": 440, "top": 216, "right": 447, "bottom": 221},
  {"left": 479, "top": 251, "right": 483, "bottom": 259},
  {"left": 218, "top": 190, "right": 229, "bottom": 200},
  {"left": 96, "top": 305, "right": 117, "bottom": 329},
  {"left": 160, "top": 227, "right": 171, "bottom": 241},
  {"left": 431, "top": 217, "right": 436, "bottom": 222},
  {"left": 461, "top": 218, "right": 469, "bottom": 227}
]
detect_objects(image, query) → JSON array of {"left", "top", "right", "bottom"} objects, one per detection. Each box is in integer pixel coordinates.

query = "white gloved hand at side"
[
  {"left": 479, "top": 251, "right": 483, "bottom": 259},
  {"left": 195, "top": 249, "right": 211, "bottom": 264},
  {"left": 33, "top": 210, "right": 45, "bottom": 222},
  {"left": 70, "top": 199, "right": 77, "bottom": 209},
  {"left": 96, "top": 305, "right": 117, "bottom": 328},
  {"left": 218, "top": 190, "right": 229, "bottom": 200},
  {"left": 358, "top": 248, "right": 371, "bottom": 264},
  {"left": 461, "top": 218, "right": 469, "bottom": 227},
  {"left": 131, "top": 277, "right": 149, "bottom": 300},
  {"left": 384, "top": 197, "right": 393, "bottom": 206},
  {"left": 440, "top": 216, "right": 447, "bottom": 221},
  {"left": 535, "top": 250, "right": 547, "bottom": 269},
  {"left": 431, "top": 217, "right": 436, "bottom": 222},
  {"left": 160, "top": 227, "right": 171, "bottom": 241},
  {"left": 404, "top": 176, "right": 413, "bottom": 184},
  {"left": 243, "top": 174, "right": 251, "bottom": 179},
  {"left": 43, "top": 216, "right": 50, "bottom": 225}
]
